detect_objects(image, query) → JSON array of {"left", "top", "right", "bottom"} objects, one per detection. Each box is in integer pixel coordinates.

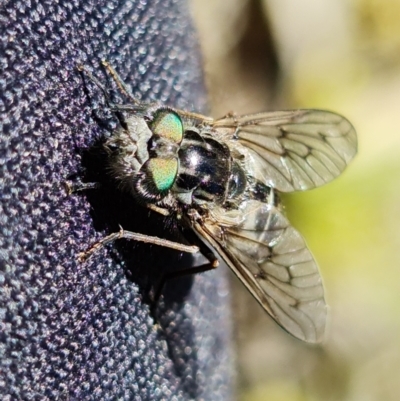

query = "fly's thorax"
[
  {"left": 169, "top": 125, "right": 249, "bottom": 208},
  {"left": 173, "top": 130, "right": 236, "bottom": 205},
  {"left": 106, "top": 106, "right": 184, "bottom": 203}
]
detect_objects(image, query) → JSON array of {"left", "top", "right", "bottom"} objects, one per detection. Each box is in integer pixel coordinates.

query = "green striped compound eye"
[
  {"left": 147, "top": 158, "right": 178, "bottom": 192},
  {"left": 150, "top": 110, "right": 183, "bottom": 144}
]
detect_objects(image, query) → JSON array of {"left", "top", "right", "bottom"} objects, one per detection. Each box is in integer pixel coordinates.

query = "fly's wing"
[
  {"left": 193, "top": 199, "right": 326, "bottom": 343},
  {"left": 212, "top": 110, "right": 357, "bottom": 192}
]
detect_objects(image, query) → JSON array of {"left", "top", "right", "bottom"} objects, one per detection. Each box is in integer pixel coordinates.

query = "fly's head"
[{"left": 106, "top": 106, "right": 185, "bottom": 205}]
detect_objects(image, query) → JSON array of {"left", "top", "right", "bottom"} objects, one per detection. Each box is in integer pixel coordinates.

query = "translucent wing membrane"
[
  {"left": 213, "top": 110, "right": 357, "bottom": 192},
  {"left": 196, "top": 200, "right": 327, "bottom": 343}
]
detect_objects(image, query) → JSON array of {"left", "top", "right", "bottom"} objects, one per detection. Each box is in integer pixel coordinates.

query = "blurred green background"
[{"left": 191, "top": 0, "right": 400, "bottom": 400}]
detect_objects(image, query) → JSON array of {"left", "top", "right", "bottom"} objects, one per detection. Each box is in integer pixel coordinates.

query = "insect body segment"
[
  {"left": 175, "top": 133, "right": 239, "bottom": 205},
  {"left": 78, "top": 64, "right": 357, "bottom": 343}
]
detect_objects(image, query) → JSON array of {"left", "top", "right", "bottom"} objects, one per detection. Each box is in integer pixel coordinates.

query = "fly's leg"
[
  {"left": 146, "top": 204, "right": 171, "bottom": 216},
  {"left": 152, "top": 255, "right": 219, "bottom": 308},
  {"left": 77, "top": 64, "right": 115, "bottom": 108},
  {"left": 78, "top": 226, "right": 199, "bottom": 262},
  {"left": 151, "top": 230, "right": 219, "bottom": 307},
  {"left": 64, "top": 179, "right": 100, "bottom": 195},
  {"left": 77, "top": 63, "right": 148, "bottom": 128},
  {"left": 101, "top": 60, "right": 139, "bottom": 105},
  {"left": 77, "top": 63, "right": 129, "bottom": 129}
]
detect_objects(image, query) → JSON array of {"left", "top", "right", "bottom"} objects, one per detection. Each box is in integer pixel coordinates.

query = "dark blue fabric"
[{"left": 0, "top": 0, "right": 234, "bottom": 399}]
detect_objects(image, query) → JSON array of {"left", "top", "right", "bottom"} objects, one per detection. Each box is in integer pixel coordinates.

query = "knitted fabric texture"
[{"left": 0, "top": 0, "right": 234, "bottom": 400}]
